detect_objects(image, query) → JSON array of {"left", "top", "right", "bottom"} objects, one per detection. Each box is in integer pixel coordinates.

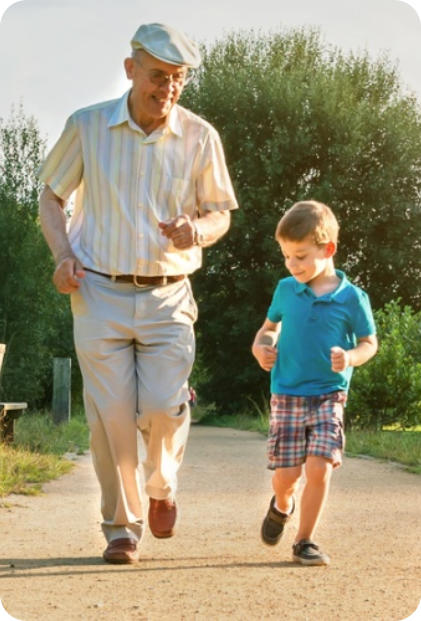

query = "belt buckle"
[
  {"left": 133, "top": 274, "right": 168, "bottom": 287},
  {"left": 133, "top": 274, "right": 149, "bottom": 288}
]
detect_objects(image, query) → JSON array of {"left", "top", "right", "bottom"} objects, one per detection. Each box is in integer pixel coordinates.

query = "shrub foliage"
[
  {"left": 0, "top": 108, "right": 80, "bottom": 406},
  {"left": 347, "top": 301, "right": 421, "bottom": 429}
]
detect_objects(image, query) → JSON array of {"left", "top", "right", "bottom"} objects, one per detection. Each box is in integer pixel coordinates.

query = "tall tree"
[
  {"left": 181, "top": 29, "right": 421, "bottom": 413},
  {"left": 0, "top": 108, "right": 79, "bottom": 406}
]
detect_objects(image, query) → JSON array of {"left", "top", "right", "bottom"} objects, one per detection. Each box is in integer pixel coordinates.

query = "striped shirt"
[{"left": 38, "top": 90, "right": 238, "bottom": 276}]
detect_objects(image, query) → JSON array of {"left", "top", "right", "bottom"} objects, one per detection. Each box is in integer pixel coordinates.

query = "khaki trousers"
[{"left": 71, "top": 272, "right": 197, "bottom": 542}]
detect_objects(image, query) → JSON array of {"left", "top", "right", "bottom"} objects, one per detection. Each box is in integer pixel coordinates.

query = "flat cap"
[{"left": 131, "top": 23, "right": 201, "bottom": 68}]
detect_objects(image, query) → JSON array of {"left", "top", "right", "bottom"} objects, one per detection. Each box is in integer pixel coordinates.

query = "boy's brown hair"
[{"left": 275, "top": 200, "right": 339, "bottom": 245}]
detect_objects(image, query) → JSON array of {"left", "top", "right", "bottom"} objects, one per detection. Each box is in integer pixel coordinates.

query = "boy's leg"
[
  {"left": 292, "top": 456, "right": 332, "bottom": 566},
  {"left": 295, "top": 456, "right": 332, "bottom": 542},
  {"left": 263, "top": 394, "right": 307, "bottom": 545},
  {"left": 272, "top": 465, "right": 302, "bottom": 514},
  {"left": 291, "top": 392, "right": 345, "bottom": 565},
  {"left": 261, "top": 465, "right": 302, "bottom": 545}
]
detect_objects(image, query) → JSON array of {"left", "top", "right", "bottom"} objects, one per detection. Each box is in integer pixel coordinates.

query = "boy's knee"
[
  {"left": 273, "top": 465, "right": 302, "bottom": 487},
  {"left": 305, "top": 456, "right": 332, "bottom": 485}
]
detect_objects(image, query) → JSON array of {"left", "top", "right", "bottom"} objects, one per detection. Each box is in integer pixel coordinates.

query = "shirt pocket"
[{"left": 155, "top": 177, "right": 196, "bottom": 221}]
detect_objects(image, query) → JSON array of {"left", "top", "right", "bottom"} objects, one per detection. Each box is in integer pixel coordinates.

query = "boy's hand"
[
  {"left": 252, "top": 345, "right": 277, "bottom": 372},
  {"left": 330, "top": 346, "right": 349, "bottom": 373}
]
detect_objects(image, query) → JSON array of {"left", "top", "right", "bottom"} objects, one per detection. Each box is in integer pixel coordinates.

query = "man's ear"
[
  {"left": 124, "top": 57, "right": 134, "bottom": 80},
  {"left": 325, "top": 241, "right": 337, "bottom": 258}
]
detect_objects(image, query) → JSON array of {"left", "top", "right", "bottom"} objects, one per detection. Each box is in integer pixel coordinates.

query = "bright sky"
[{"left": 0, "top": 0, "right": 420, "bottom": 146}]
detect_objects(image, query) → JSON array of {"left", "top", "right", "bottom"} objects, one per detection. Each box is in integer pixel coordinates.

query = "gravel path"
[{"left": 0, "top": 425, "right": 420, "bottom": 620}]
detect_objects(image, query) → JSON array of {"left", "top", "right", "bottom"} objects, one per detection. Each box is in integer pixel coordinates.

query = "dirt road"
[{"left": 0, "top": 426, "right": 420, "bottom": 620}]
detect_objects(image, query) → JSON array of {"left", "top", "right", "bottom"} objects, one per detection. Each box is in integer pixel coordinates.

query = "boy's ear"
[{"left": 325, "top": 241, "right": 336, "bottom": 258}]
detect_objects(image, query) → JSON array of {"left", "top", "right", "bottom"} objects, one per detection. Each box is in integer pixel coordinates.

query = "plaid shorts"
[{"left": 267, "top": 391, "right": 347, "bottom": 469}]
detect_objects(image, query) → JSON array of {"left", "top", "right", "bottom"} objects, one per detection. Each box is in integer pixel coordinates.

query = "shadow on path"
[{"left": 0, "top": 555, "right": 296, "bottom": 579}]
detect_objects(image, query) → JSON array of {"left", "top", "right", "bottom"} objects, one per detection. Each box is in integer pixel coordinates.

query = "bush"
[
  {"left": 14, "top": 409, "right": 89, "bottom": 455},
  {"left": 347, "top": 300, "right": 421, "bottom": 429}
]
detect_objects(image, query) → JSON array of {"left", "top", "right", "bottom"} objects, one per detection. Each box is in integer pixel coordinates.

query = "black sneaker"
[
  {"left": 261, "top": 495, "right": 295, "bottom": 545},
  {"left": 292, "top": 539, "right": 330, "bottom": 566}
]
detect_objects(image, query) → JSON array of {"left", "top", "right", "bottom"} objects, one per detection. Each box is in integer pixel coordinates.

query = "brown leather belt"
[{"left": 84, "top": 268, "right": 185, "bottom": 287}]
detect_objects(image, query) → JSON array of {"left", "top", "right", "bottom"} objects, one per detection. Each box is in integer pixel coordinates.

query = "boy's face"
[{"left": 279, "top": 235, "right": 336, "bottom": 286}]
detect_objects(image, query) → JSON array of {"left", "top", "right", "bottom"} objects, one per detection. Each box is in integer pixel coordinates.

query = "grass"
[
  {"left": 0, "top": 444, "right": 73, "bottom": 498},
  {"left": 2, "top": 404, "right": 419, "bottom": 498},
  {"left": 14, "top": 410, "right": 90, "bottom": 455},
  {"left": 0, "top": 409, "right": 90, "bottom": 498},
  {"left": 198, "top": 407, "right": 421, "bottom": 474},
  {"left": 345, "top": 429, "right": 421, "bottom": 474}
]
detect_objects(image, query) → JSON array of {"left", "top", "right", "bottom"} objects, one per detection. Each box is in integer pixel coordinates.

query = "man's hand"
[
  {"left": 252, "top": 344, "right": 278, "bottom": 372},
  {"left": 159, "top": 215, "right": 195, "bottom": 250},
  {"left": 53, "top": 256, "right": 85, "bottom": 294},
  {"left": 330, "top": 346, "right": 349, "bottom": 373}
]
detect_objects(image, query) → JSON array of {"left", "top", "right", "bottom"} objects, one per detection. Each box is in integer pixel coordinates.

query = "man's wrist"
[
  {"left": 192, "top": 220, "right": 205, "bottom": 247},
  {"left": 55, "top": 251, "right": 75, "bottom": 266}
]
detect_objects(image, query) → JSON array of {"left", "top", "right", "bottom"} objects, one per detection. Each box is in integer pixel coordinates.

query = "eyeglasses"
[{"left": 134, "top": 58, "right": 191, "bottom": 88}]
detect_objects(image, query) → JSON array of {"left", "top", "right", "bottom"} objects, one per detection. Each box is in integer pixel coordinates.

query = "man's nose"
[{"left": 159, "top": 78, "right": 176, "bottom": 94}]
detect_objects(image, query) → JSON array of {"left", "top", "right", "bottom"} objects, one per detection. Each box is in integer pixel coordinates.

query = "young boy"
[{"left": 252, "top": 200, "right": 377, "bottom": 566}]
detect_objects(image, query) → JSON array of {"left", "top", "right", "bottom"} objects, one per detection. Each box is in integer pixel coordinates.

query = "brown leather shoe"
[
  {"left": 102, "top": 538, "right": 138, "bottom": 564},
  {"left": 148, "top": 498, "right": 177, "bottom": 538}
]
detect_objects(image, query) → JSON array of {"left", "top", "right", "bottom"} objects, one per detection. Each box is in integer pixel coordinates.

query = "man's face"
[{"left": 124, "top": 51, "right": 188, "bottom": 128}]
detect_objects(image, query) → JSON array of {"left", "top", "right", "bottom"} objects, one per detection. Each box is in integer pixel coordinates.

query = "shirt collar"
[
  {"left": 108, "top": 91, "right": 182, "bottom": 138},
  {"left": 294, "top": 270, "right": 350, "bottom": 303},
  {"left": 107, "top": 90, "right": 131, "bottom": 128}
]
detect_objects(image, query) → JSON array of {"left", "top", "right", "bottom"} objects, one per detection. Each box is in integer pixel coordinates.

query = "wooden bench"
[
  {"left": 0, "top": 344, "right": 28, "bottom": 444},
  {"left": 0, "top": 402, "right": 28, "bottom": 443}
]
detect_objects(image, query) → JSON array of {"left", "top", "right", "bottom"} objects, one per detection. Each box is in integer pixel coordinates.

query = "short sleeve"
[
  {"left": 196, "top": 128, "right": 238, "bottom": 214},
  {"left": 38, "top": 114, "right": 83, "bottom": 200},
  {"left": 267, "top": 281, "right": 284, "bottom": 323},
  {"left": 352, "top": 290, "right": 376, "bottom": 337}
]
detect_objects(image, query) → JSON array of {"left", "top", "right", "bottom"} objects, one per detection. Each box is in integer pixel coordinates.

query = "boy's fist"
[
  {"left": 253, "top": 345, "right": 277, "bottom": 372},
  {"left": 330, "top": 346, "right": 349, "bottom": 373}
]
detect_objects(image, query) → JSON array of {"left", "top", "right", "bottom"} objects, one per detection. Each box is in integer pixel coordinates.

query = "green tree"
[
  {"left": 181, "top": 29, "right": 421, "bottom": 413},
  {"left": 0, "top": 108, "right": 80, "bottom": 407}
]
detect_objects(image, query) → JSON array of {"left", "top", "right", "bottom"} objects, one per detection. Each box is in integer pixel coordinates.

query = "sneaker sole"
[{"left": 292, "top": 553, "right": 330, "bottom": 566}]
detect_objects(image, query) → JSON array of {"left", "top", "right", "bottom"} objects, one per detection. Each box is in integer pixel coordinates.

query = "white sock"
[{"left": 275, "top": 498, "right": 293, "bottom": 515}]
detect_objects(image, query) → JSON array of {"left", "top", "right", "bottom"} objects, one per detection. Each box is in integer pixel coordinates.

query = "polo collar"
[
  {"left": 295, "top": 270, "right": 350, "bottom": 303},
  {"left": 108, "top": 91, "right": 182, "bottom": 138}
]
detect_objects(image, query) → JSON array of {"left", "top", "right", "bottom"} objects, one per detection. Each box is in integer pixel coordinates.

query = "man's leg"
[
  {"left": 134, "top": 279, "right": 196, "bottom": 537},
  {"left": 138, "top": 403, "right": 190, "bottom": 537},
  {"left": 71, "top": 272, "right": 145, "bottom": 558},
  {"left": 138, "top": 404, "right": 191, "bottom": 501}
]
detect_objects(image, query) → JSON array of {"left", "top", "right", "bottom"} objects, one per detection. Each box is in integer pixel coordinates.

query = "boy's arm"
[
  {"left": 331, "top": 335, "right": 378, "bottom": 373},
  {"left": 252, "top": 318, "right": 280, "bottom": 372}
]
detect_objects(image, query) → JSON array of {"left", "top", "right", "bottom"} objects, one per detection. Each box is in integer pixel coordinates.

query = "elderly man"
[{"left": 39, "top": 23, "right": 238, "bottom": 564}]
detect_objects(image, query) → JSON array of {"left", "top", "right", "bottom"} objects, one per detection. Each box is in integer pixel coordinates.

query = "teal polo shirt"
[{"left": 267, "top": 270, "right": 376, "bottom": 396}]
